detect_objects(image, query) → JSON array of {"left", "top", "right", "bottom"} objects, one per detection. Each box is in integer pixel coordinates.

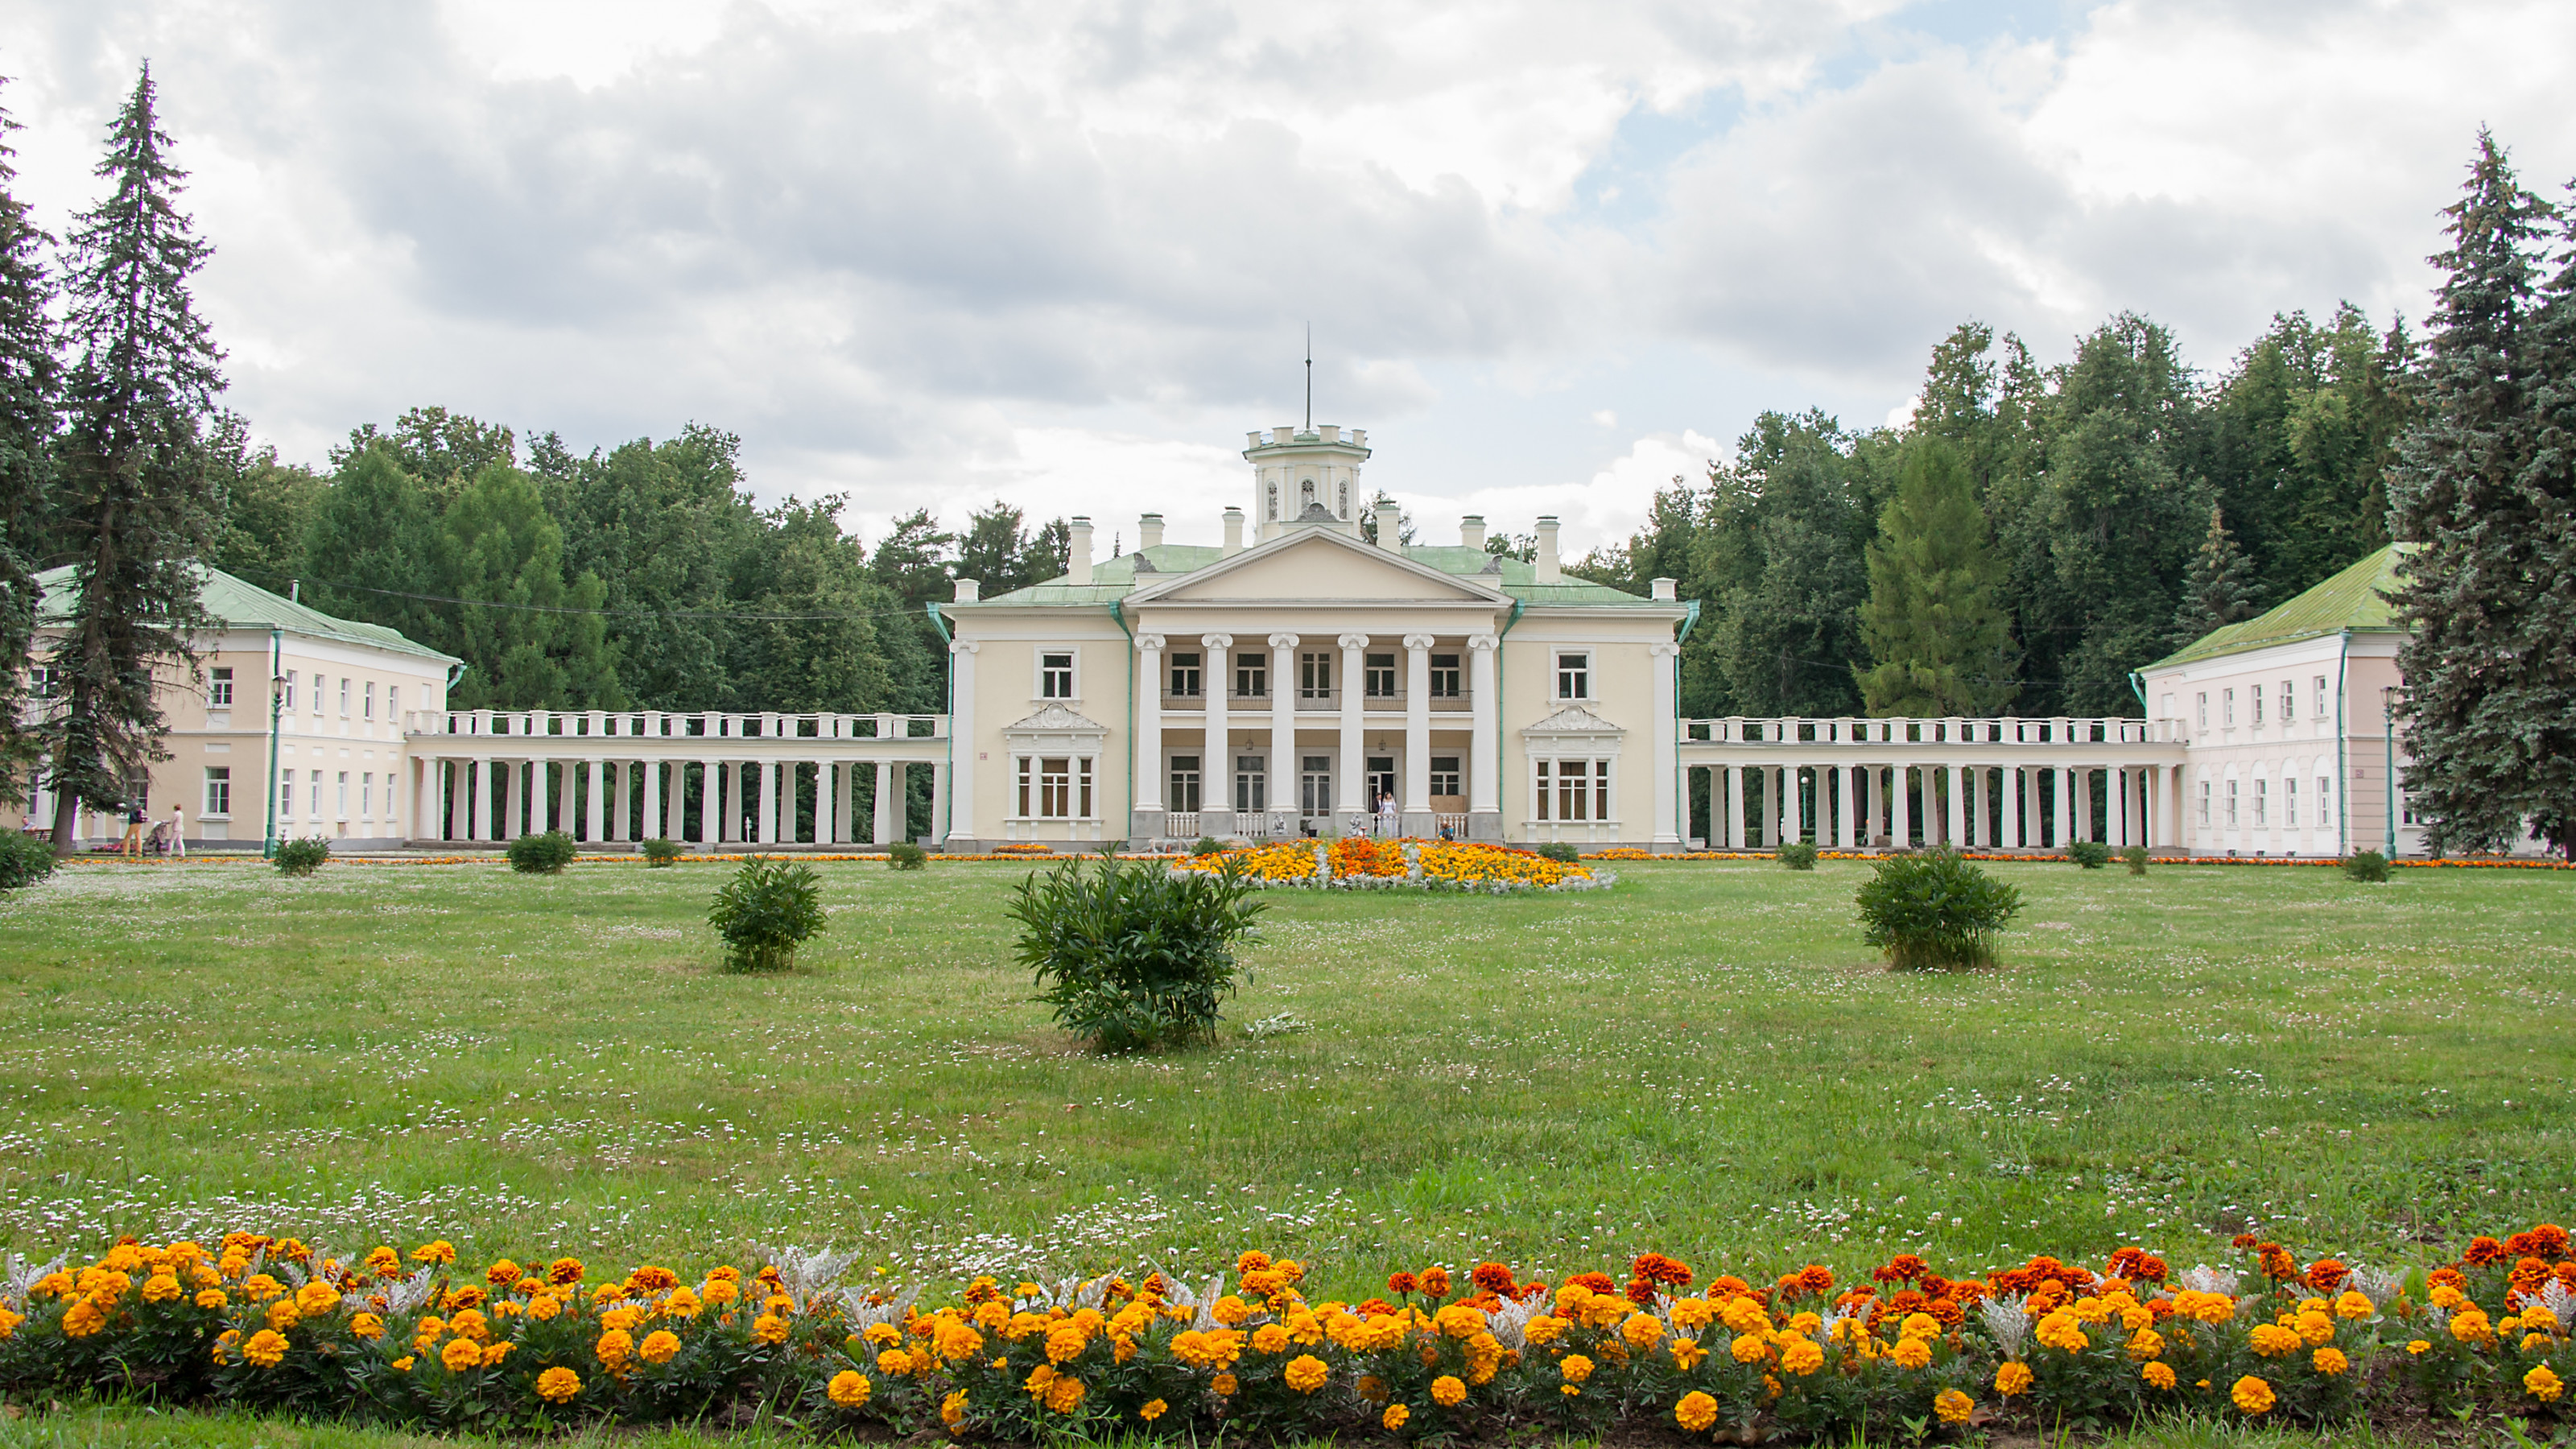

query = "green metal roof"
[
  {"left": 2147, "top": 544, "right": 2410, "bottom": 670},
  {"left": 34, "top": 564, "right": 461, "bottom": 665},
  {"left": 976, "top": 539, "right": 1660, "bottom": 607}
]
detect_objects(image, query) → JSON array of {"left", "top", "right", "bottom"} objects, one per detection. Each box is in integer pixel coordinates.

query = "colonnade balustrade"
[
  {"left": 402, "top": 709, "right": 949, "bottom": 849},
  {"left": 1676, "top": 715, "right": 2189, "bottom": 852}
]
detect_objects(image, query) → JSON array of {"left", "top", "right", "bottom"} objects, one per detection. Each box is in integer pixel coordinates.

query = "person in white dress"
[{"left": 168, "top": 803, "right": 186, "bottom": 857}]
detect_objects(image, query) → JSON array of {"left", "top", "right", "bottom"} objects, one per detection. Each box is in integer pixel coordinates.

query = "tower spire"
[{"left": 1304, "top": 323, "right": 1312, "bottom": 431}]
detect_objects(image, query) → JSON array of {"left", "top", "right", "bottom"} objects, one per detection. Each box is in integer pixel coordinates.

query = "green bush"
[
  {"left": 887, "top": 841, "right": 928, "bottom": 870},
  {"left": 641, "top": 837, "right": 683, "bottom": 867},
  {"left": 1855, "top": 846, "right": 2023, "bottom": 970},
  {"left": 0, "top": 832, "right": 56, "bottom": 891},
  {"left": 272, "top": 836, "right": 331, "bottom": 876},
  {"left": 708, "top": 856, "right": 828, "bottom": 972},
  {"left": 1535, "top": 841, "right": 1581, "bottom": 863},
  {"left": 2344, "top": 849, "right": 2392, "bottom": 882},
  {"left": 1007, "top": 857, "right": 1265, "bottom": 1053},
  {"left": 1777, "top": 839, "right": 1819, "bottom": 870},
  {"left": 2121, "top": 844, "right": 2149, "bottom": 875},
  {"left": 506, "top": 830, "right": 578, "bottom": 874},
  {"left": 2066, "top": 840, "right": 2111, "bottom": 869},
  {"left": 1192, "top": 836, "right": 1225, "bottom": 857}
]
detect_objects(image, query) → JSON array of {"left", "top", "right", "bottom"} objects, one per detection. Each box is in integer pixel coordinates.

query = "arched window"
[
  {"left": 1338, "top": 481, "right": 1351, "bottom": 517},
  {"left": 1301, "top": 479, "right": 1316, "bottom": 509},
  {"left": 1265, "top": 481, "right": 1278, "bottom": 519}
]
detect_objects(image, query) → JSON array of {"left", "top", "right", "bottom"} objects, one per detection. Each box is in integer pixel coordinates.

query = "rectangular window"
[
  {"left": 1364, "top": 653, "right": 1397, "bottom": 696},
  {"left": 28, "top": 667, "right": 51, "bottom": 697},
  {"left": 2280, "top": 680, "right": 2294, "bottom": 723},
  {"left": 364, "top": 681, "right": 376, "bottom": 719},
  {"left": 308, "top": 770, "right": 323, "bottom": 818},
  {"left": 361, "top": 772, "right": 374, "bottom": 818},
  {"left": 283, "top": 671, "right": 297, "bottom": 711},
  {"left": 1039, "top": 652, "right": 1074, "bottom": 700},
  {"left": 209, "top": 667, "right": 233, "bottom": 707},
  {"left": 1078, "top": 758, "right": 1093, "bottom": 819},
  {"left": 338, "top": 678, "right": 350, "bottom": 716},
  {"left": 387, "top": 685, "right": 398, "bottom": 720},
  {"left": 1038, "top": 757, "right": 1071, "bottom": 817},
  {"left": 203, "top": 766, "right": 232, "bottom": 817},
  {"left": 2285, "top": 775, "right": 2299, "bottom": 826},
  {"left": 1168, "top": 756, "right": 1200, "bottom": 813},
  {"left": 336, "top": 771, "right": 349, "bottom": 816},
  {"left": 312, "top": 675, "right": 324, "bottom": 714},
  {"left": 1234, "top": 654, "right": 1266, "bottom": 699},
  {"left": 2401, "top": 792, "right": 2418, "bottom": 826},
  {"left": 1429, "top": 653, "right": 1460, "bottom": 698},
  {"left": 1428, "top": 756, "right": 1460, "bottom": 797},
  {"left": 1169, "top": 652, "right": 1201, "bottom": 697},
  {"left": 2318, "top": 774, "right": 2331, "bottom": 823},
  {"left": 1299, "top": 653, "right": 1332, "bottom": 699},
  {"left": 1536, "top": 760, "right": 1551, "bottom": 820},
  {"left": 1017, "top": 757, "right": 1031, "bottom": 816},
  {"left": 2225, "top": 778, "right": 2239, "bottom": 827},
  {"left": 2196, "top": 691, "right": 2208, "bottom": 729},
  {"left": 2198, "top": 780, "right": 2211, "bottom": 825},
  {"left": 2314, "top": 675, "right": 2329, "bottom": 719},
  {"left": 280, "top": 774, "right": 294, "bottom": 819},
  {"left": 2254, "top": 778, "right": 2268, "bottom": 826},
  {"left": 2223, "top": 687, "right": 2235, "bottom": 726},
  {"left": 1300, "top": 755, "right": 1331, "bottom": 815},
  {"left": 1234, "top": 755, "right": 1265, "bottom": 812},
  {"left": 2252, "top": 687, "right": 2264, "bottom": 726},
  {"left": 1557, "top": 653, "right": 1590, "bottom": 700}
]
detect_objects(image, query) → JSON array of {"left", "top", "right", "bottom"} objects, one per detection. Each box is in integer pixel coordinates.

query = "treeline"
[
  {"left": 1570, "top": 308, "right": 2415, "bottom": 719},
  {"left": 205, "top": 406, "right": 1069, "bottom": 717}
]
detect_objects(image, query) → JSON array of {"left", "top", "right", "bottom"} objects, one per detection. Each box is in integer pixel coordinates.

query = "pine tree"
[
  {"left": 2168, "top": 505, "right": 2260, "bottom": 645},
  {"left": 2386, "top": 130, "right": 2557, "bottom": 854},
  {"left": 41, "top": 65, "right": 225, "bottom": 848},
  {"left": 0, "top": 80, "right": 57, "bottom": 807},
  {"left": 1855, "top": 438, "right": 2017, "bottom": 716}
]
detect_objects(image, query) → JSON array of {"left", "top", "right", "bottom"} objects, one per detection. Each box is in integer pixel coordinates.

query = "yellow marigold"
[
  {"left": 1676, "top": 1390, "right": 1720, "bottom": 1433},
  {"left": 449, "top": 1308, "right": 490, "bottom": 1342},
  {"left": 2313, "top": 1346, "right": 2349, "bottom": 1375},
  {"left": 411, "top": 1241, "right": 456, "bottom": 1265},
  {"left": 2035, "top": 1311, "right": 2089, "bottom": 1353},
  {"left": 265, "top": 1300, "right": 300, "bottom": 1332},
  {"left": 244, "top": 1328, "right": 289, "bottom": 1368},
  {"left": 1383, "top": 1403, "right": 1410, "bottom": 1431},
  {"left": 442, "top": 1337, "right": 484, "bottom": 1373},
  {"left": 1778, "top": 1337, "right": 1824, "bottom": 1377},
  {"left": 1623, "top": 1311, "right": 1666, "bottom": 1349},
  {"left": 2128, "top": 1328, "right": 2165, "bottom": 1361},
  {"left": 1434, "top": 1303, "right": 1484, "bottom": 1340},
  {"left": 193, "top": 1288, "right": 228, "bottom": 1311},
  {"left": 1432, "top": 1375, "right": 1468, "bottom": 1406},
  {"left": 1525, "top": 1315, "right": 1569, "bottom": 1345},
  {"left": 2248, "top": 1323, "right": 2301, "bottom": 1358},
  {"left": 536, "top": 1365, "right": 581, "bottom": 1403},
  {"left": 529, "top": 1294, "right": 563, "bottom": 1322},
  {"left": 2524, "top": 1331, "right": 2557, "bottom": 1354},
  {"left": 1935, "top": 1388, "right": 1975, "bottom": 1424},
  {"left": 1671, "top": 1336, "right": 1709, "bottom": 1371},
  {"left": 2528, "top": 1365, "right": 2565, "bottom": 1404},
  {"left": 2175, "top": 1290, "right": 2237, "bottom": 1324},
  {"left": 1560, "top": 1353, "right": 1596, "bottom": 1384},
  {"left": 2407, "top": 1340, "right": 2431, "bottom": 1355},
  {"left": 634, "top": 1329, "right": 679, "bottom": 1364},
  {"left": 1139, "top": 1397, "right": 1167, "bottom": 1422},
  {"left": 703, "top": 1278, "right": 739, "bottom": 1307},
  {"left": 2334, "top": 1291, "right": 2375, "bottom": 1319},
  {"left": 1731, "top": 1331, "right": 1770, "bottom": 1364},
  {"left": 2296, "top": 1311, "right": 2336, "bottom": 1346},
  {"left": 662, "top": 1286, "right": 702, "bottom": 1319},
  {"left": 597, "top": 1329, "right": 634, "bottom": 1368},
  {"left": 1898, "top": 1311, "right": 1940, "bottom": 1340},
  {"left": 61, "top": 1298, "right": 107, "bottom": 1338},
  {"left": 753, "top": 1313, "right": 791, "bottom": 1344},
  {"left": 1890, "top": 1336, "right": 1933, "bottom": 1370},
  {"left": 141, "top": 1274, "right": 181, "bottom": 1304},
  {"left": 2231, "top": 1375, "right": 2275, "bottom": 1414},
  {"left": 364, "top": 1246, "right": 401, "bottom": 1278},
  {"left": 1672, "top": 1297, "right": 1716, "bottom": 1332},
  {"left": 482, "top": 1341, "right": 513, "bottom": 1368},
  {"left": 2450, "top": 1308, "right": 2493, "bottom": 1344},
  {"left": 1245, "top": 1321, "right": 1287, "bottom": 1356},
  {"left": 391, "top": 1356, "right": 415, "bottom": 1373},
  {"left": 821, "top": 1368, "right": 869, "bottom": 1407},
  {"left": 350, "top": 1313, "right": 385, "bottom": 1341},
  {"left": 1720, "top": 1297, "right": 1773, "bottom": 1335},
  {"left": 0, "top": 1307, "right": 21, "bottom": 1340},
  {"left": 1996, "top": 1361, "right": 2033, "bottom": 1397},
  {"left": 1211, "top": 1294, "right": 1252, "bottom": 1326},
  {"left": 1285, "top": 1353, "right": 1330, "bottom": 1393},
  {"left": 1049, "top": 1322, "right": 1092, "bottom": 1362},
  {"left": 878, "top": 1348, "right": 914, "bottom": 1376},
  {"left": 296, "top": 1281, "right": 341, "bottom": 1317},
  {"left": 2143, "top": 1362, "right": 2178, "bottom": 1391},
  {"left": 2429, "top": 1285, "right": 2467, "bottom": 1311}
]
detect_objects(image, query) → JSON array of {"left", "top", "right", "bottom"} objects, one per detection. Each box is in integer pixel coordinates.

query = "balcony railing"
[
  {"left": 405, "top": 709, "right": 947, "bottom": 741},
  {"left": 1682, "top": 716, "right": 2178, "bottom": 745}
]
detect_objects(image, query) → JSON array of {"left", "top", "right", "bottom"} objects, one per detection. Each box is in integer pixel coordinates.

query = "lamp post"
[
  {"left": 2380, "top": 684, "right": 2398, "bottom": 855},
  {"left": 262, "top": 627, "right": 284, "bottom": 859}
]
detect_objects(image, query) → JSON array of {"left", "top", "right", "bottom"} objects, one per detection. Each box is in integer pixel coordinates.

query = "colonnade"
[
  {"left": 422, "top": 755, "right": 939, "bottom": 848},
  {"left": 1690, "top": 762, "right": 2177, "bottom": 850}
]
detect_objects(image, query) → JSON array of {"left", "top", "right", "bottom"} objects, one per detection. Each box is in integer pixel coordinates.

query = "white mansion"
[{"left": 10, "top": 423, "right": 2528, "bottom": 858}]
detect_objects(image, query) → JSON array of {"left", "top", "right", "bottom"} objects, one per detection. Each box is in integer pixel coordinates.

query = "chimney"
[
  {"left": 1535, "top": 516, "right": 1563, "bottom": 583},
  {"left": 1318, "top": 424, "right": 1340, "bottom": 442},
  {"left": 1067, "top": 516, "right": 1093, "bottom": 585},
  {"left": 1222, "top": 507, "right": 1245, "bottom": 555},
  {"left": 1138, "top": 512, "right": 1163, "bottom": 551},
  {"left": 953, "top": 577, "right": 980, "bottom": 603},
  {"left": 1460, "top": 514, "right": 1486, "bottom": 551},
  {"left": 1651, "top": 576, "right": 1678, "bottom": 601},
  {"left": 1275, "top": 425, "right": 1297, "bottom": 445},
  {"left": 1375, "top": 498, "right": 1401, "bottom": 550}
]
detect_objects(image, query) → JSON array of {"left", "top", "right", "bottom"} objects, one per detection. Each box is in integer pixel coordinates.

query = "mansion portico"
[{"left": 935, "top": 424, "right": 1693, "bottom": 848}]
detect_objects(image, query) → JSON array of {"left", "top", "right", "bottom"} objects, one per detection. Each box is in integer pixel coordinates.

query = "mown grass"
[{"left": 0, "top": 855, "right": 2568, "bottom": 1307}]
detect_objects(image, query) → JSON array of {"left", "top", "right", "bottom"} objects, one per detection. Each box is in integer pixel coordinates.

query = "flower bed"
[
  {"left": 1171, "top": 838, "right": 1600, "bottom": 891},
  {"left": 1, "top": 1228, "right": 2570, "bottom": 1439}
]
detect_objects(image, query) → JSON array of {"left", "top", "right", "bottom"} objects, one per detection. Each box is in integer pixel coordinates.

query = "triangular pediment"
[
  {"left": 1128, "top": 528, "right": 1508, "bottom": 605},
  {"left": 1004, "top": 704, "right": 1108, "bottom": 736},
  {"left": 1521, "top": 703, "right": 1625, "bottom": 737}
]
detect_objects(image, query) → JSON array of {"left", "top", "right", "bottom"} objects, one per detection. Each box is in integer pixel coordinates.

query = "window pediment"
[
  {"left": 1521, "top": 703, "right": 1624, "bottom": 752},
  {"left": 1004, "top": 704, "right": 1108, "bottom": 746}
]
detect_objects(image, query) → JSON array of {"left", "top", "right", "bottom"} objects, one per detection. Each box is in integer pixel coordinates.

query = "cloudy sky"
[{"left": 3, "top": 0, "right": 2570, "bottom": 555}]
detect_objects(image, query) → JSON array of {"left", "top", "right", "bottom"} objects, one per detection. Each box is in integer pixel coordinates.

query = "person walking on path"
[{"left": 167, "top": 803, "right": 186, "bottom": 857}]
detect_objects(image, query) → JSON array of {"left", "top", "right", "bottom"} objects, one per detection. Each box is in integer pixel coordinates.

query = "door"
[
  {"left": 1366, "top": 756, "right": 1397, "bottom": 814},
  {"left": 1300, "top": 756, "right": 1331, "bottom": 815},
  {"left": 1167, "top": 755, "right": 1200, "bottom": 813}
]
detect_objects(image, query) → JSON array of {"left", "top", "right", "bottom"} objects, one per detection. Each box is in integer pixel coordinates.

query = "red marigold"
[
  {"left": 2463, "top": 1237, "right": 2508, "bottom": 1267},
  {"left": 1632, "top": 1253, "right": 1694, "bottom": 1287},
  {"left": 1889, "top": 1289, "right": 1928, "bottom": 1314},
  {"left": 2232, "top": 1234, "right": 2260, "bottom": 1250},
  {"left": 1237, "top": 1251, "right": 1274, "bottom": 1274},
  {"left": 2304, "top": 1260, "right": 2349, "bottom": 1293},
  {"left": 1928, "top": 1298, "right": 1966, "bottom": 1327},
  {"left": 1624, "top": 1278, "right": 1657, "bottom": 1307},
  {"left": 1567, "top": 1273, "right": 1617, "bottom": 1295},
  {"left": 2510, "top": 1257, "right": 2552, "bottom": 1292},
  {"left": 1356, "top": 1298, "right": 1398, "bottom": 1317},
  {"left": 1877, "top": 1254, "right": 1926, "bottom": 1284},
  {"left": 2257, "top": 1246, "right": 2297, "bottom": 1282},
  {"left": 1386, "top": 1273, "right": 1419, "bottom": 1297},
  {"left": 1472, "top": 1263, "right": 1516, "bottom": 1295},
  {"left": 630, "top": 1266, "right": 679, "bottom": 1294},
  {"left": 2136, "top": 1256, "right": 2169, "bottom": 1283},
  {"left": 2428, "top": 1267, "right": 2467, "bottom": 1291},
  {"left": 1419, "top": 1268, "right": 1451, "bottom": 1299},
  {"left": 1711, "top": 1276, "right": 1752, "bottom": 1297},
  {"left": 1519, "top": 1281, "right": 1550, "bottom": 1302},
  {"left": 1918, "top": 1274, "right": 1952, "bottom": 1298},
  {"left": 1798, "top": 1265, "right": 1835, "bottom": 1295},
  {"left": 2526, "top": 1225, "right": 2570, "bottom": 1259},
  {"left": 1949, "top": 1282, "right": 1987, "bottom": 1306}
]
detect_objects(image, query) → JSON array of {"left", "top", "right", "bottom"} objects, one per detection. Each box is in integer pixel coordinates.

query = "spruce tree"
[
  {"left": 2168, "top": 504, "right": 2260, "bottom": 645},
  {"left": 42, "top": 64, "right": 225, "bottom": 848},
  {"left": 1855, "top": 437, "right": 2017, "bottom": 716},
  {"left": 2386, "top": 130, "right": 2557, "bottom": 854},
  {"left": 2506, "top": 183, "right": 2576, "bottom": 854},
  {"left": 0, "top": 80, "right": 57, "bottom": 807}
]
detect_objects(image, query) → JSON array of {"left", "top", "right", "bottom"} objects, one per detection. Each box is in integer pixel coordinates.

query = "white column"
[
  {"left": 520, "top": 757, "right": 543, "bottom": 839},
  {"left": 469, "top": 758, "right": 489, "bottom": 840},
  {"left": 1836, "top": 762, "right": 1856, "bottom": 849},
  {"left": 2054, "top": 765, "right": 2072, "bottom": 848},
  {"left": 813, "top": 760, "right": 832, "bottom": 844},
  {"left": 1401, "top": 633, "right": 1435, "bottom": 829},
  {"left": 1893, "top": 765, "right": 1912, "bottom": 847},
  {"left": 875, "top": 761, "right": 898, "bottom": 845},
  {"left": 642, "top": 760, "right": 661, "bottom": 844},
  {"left": 2113, "top": 766, "right": 2132, "bottom": 847},
  {"left": 946, "top": 641, "right": 979, "bottom": 846},
  {"left": 1649, "top": 641, "right": 1680, "bottom": 848},
  {"left": 2075, "top": 767, "right": 2094, "bottom": 843},
  {"left": 1337, "top": 633, "right": 1368, "bottom": 816},
  {"left": 927, "top": 762, "right": 945, "bottom": 850},
  {"left": 584, "top": 759, "right": 603, "bottom": 841},
  {"left": 688, "top": 762, "right": 708, "bottom": 847},
  {"left": 1948, "top": 764, "right": 1967, "bottom": 845},
  {"left": 1199, "top": 633, "right": 1233, "bottom": 830},
  {"left": 1466, "top": 634, "right": 1498, "bottom": 838},
  {"left": 1269, "top": 631, "right": 1298, "bottom": 827},
  {"left": 2000, "top": 766, "right": 2020, "bottom": 848},
  {"left": 758, "top": 761, "right": 778, "bottom": 843},
  {"left": 1134, "top": 634, "right": 1165, "bottom": 828},
  {"left": 1726, "top": 764, "right": 1745, "bottom": 848}
]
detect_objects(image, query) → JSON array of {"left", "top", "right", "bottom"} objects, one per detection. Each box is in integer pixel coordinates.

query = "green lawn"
[{"left": 0, "top": 854, "right": 2568, "bottom": 1310}]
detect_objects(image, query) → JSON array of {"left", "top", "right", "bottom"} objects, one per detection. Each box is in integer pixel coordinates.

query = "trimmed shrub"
[
  {"left": 272, "top": 836, "right": 331, "bottom": 876},
  {"left": 708, "top": 855, "right": 828, "bottom": 972},
  {"left": 1777, "top": 839, "right": 1819, "bottom": 870},
  {"left": 1008, "top": 857, "right": 1265, "bottom": 1052},
  {"left": 1856, "top": 846, "right": 2023, "bottom": 970},
  {"left": 641, "top": 837, "right": 683, "bottom": 868},
  {"left": 887, "top": 841, "right": 928, "bottom": 870},
  {"left": 1535, "top": 841, "right": 1581, "bottom": 864},
  {"left": 1192, "top": 836, "right": 1225, "bottom": 857},
  {"left": 2344, "top": 849, "right": 2392, "bottom": 882},
  {"left": 2066, "top": 840, "right": 2111, "bottom": 869},
  {"left": 506, "top": 829, "right": 578, "bottom": 874},
  {"left": 0, "top": 832, "right": 57, "bottom": 891},
  {"left": 2121, "top": 844, "right": 2149, "bottom": 875}
]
